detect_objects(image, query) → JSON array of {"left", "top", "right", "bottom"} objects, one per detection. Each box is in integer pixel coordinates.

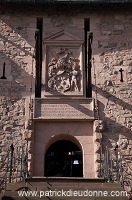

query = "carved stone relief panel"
[
  {"left": 47, "top": 47, "right": 82, "bottom": 93},
  {"left": 41, "top": 31, "right": 84, "bottom": 97}
]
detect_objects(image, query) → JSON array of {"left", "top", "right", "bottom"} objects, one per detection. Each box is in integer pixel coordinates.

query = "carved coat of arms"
[{"left": 47, "top": 49, "right": 81, "bottom": 93}]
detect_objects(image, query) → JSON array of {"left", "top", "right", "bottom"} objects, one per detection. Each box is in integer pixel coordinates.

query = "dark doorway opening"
[{"left": 45, "top": 140, "right": 83, "bottom": 177}]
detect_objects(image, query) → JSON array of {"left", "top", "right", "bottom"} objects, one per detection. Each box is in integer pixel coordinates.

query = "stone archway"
[
  {"left": 33, "top": 122, "right": 94, "bottom": 178},
  {"left": 45, "top": 139, "right": 83, "bottom": 177}
]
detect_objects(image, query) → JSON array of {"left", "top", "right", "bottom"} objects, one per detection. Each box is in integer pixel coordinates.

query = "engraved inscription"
[
  {"left": 47, "top": 48, "right": 81, "bottom": 93},
  {"left": 35, "top": 99, "right": 94, "bottom": 119}
]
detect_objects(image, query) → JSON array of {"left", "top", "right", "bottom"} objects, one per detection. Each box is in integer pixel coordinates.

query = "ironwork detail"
[
  {"left": 99, "top": 145, "right": 132, "bottom": 198},
  {"left": 0, "top": 63, "right": 7, "bottom": 79},
  {"left": 35, "top": 19, "right": 43, "bottom": 98},
  {"left": 0, "top": 143, "right": 28, "bottom": 190},
  {"left": 119, "top": 68, "right": 124, "bottom": 82},
  {"left": 86, "top": 31, "right": 93, "bottom": 97}
]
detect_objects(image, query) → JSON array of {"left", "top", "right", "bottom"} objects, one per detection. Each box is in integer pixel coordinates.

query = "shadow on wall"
[
  {"left": 0, "top": 51, "right": 33, "bottom": 98},
  {"left": 0, "top": 5, "right": 132, "bottom": 146},
  {"left": 1, "top": 5, "right": 132, "bottom": 98},
  {"left": 0, "top": 52, "right": 30, "bottom": 146},
  {"left": 0, "top": 7, "right": 36, "bottom": 98},
  {"left": 93, "top": 85, "right": 132, "bottom": 148},
  {"left": 0, "top": 9, "right": 36, "bottom": 168}
]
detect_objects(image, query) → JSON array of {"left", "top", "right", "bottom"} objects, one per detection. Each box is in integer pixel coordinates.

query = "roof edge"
[{"left": 0, "top": 0, "right": 132, "bottom": 4}]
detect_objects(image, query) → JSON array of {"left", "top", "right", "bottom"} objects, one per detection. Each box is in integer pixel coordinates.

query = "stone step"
[
  {"left": 6, "top": 182, "right": 123, "bottom": 191},
  {"left": 5, "top": 186, "right": 125, "bottom": 194},
  {"left": 3, "top": 178, "right": 129, "bottom": 200},
  {"left": 6, "top": 185, "right": 37, "bottom": 191},
  {"left": 24, "top": 177, "right": 121, "bottom": 187},
  {"left": 25, "top": 177, "right": 106, "bottom": 183},
  {"left": 25, "top": 182, "right": 121, "bottom": 187},
  {"left": 6, "top": 187, "right": 124, "bottom": 192},
  {"left": 36, "top": 186, "right": 123, "bottom": 190},
  {"left": 6, "top": 182, "right": 26, "bottom": 187}
]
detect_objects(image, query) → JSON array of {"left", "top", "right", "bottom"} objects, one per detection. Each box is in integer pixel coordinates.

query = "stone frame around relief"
[{"left": 41, "top": 32, "right": 84, "bottom": 97}]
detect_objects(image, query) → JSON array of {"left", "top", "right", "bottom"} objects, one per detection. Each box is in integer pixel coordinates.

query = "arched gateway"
[{"left": 45, "top": 140, "right": 83, "bottom": 177}]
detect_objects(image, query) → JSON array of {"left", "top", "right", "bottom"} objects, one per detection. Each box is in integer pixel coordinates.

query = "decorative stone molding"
[
  {"left": 93, "top": 120, "right": 103, "bottom": 177},
  {"left": 26, "top": 121, "right": 34, "bottom": 176},
  {"left": 94, "top": 120, "right": 105, "bottom": 133}
]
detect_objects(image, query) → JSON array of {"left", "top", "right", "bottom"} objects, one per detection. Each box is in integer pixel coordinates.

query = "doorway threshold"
[{"left": 25, "top": 177, "right": 106, "bottom": 183}]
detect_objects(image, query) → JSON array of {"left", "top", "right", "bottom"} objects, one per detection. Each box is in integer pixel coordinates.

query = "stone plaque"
[
  {"left": 41, "top": 31, "right": 84, "bottom": 97},
  {"left": 34, "top": 99, "right": 94, "bottom": 120}
]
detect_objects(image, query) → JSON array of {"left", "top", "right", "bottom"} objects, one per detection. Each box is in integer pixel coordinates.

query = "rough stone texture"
[
  {"left": 91, "top": 11, "right": 132, "bottom": 189},
  {"left": 92, "top": 12, "right": 132, "bottom": 152},
  {"left": 0, "top": 8, "right": 35, "bottom": 183},
  {"left": 0, "top": 4, "right": 131, "bottom": 185},
  {"left": 0, "top": 97, "right": 27, "bottom": 184}
]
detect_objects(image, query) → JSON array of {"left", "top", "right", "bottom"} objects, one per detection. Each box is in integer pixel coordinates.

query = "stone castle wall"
[
  {"left": 91, "top": 11, "right": 132, "bottom": 151},
  {"left": 0, "top": 8, "right": 36, "bottom": 180},
  {"left": 0, "top": 5, "right": 131, "bottom": 180}
]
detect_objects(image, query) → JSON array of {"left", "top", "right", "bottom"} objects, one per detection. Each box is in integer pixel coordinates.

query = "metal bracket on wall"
[
  {"left": 0, "top": 62, "right": 7, "bottom": 79},
  {"left": 119, "top": 68, "right": 124, "bottom": 82}
]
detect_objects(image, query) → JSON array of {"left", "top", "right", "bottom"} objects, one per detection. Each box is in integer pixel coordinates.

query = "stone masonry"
[
  {"left": 0, "top": 7, "right": 36, "bottom": 181},
  {"left": 0, "top": 3, "right": 131, "bottom": 186}
]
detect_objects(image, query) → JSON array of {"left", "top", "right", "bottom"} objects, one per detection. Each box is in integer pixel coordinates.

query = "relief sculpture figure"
[
  {"left": 70, "top": 58, "right": 80, "bottom": 92},
  {"left": 47, "top": 50, "right": 81, "bottom": 93}
]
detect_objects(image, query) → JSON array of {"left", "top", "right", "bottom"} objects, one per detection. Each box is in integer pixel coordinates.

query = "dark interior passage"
[{"left": 45, "top": 140, "right": 83, "bottom": 177}]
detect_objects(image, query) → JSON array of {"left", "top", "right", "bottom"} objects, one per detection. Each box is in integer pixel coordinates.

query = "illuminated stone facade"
[{"left": 0, "top": 3, "right": 131, "bottom": 180}]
